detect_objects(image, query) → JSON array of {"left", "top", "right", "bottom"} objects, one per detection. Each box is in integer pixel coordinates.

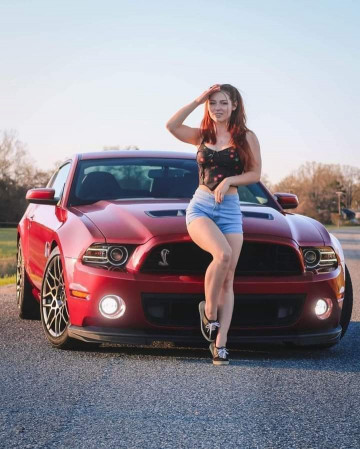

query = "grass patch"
[
  {"left": 0, "top": 274, "right": 16, "bottom": 286},
  {"left": 0, "top": 258, "right": 16, "bottom": 277},
  {"left": 0, "top": 228, "right": 17, "bottom": 279},
  {"left": 0, "top": 228, "right": 17, "bottom": 258}
]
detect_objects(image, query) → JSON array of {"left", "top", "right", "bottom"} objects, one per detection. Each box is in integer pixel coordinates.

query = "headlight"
[
  {"left": 82, "top": 243, "right": 132, "bottom": 269},
  {"left": 301, "top": 247, "right": 338, "bottom": 272}
]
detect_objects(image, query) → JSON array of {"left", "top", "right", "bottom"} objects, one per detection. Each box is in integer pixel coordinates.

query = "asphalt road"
[{"left": 1, "top": 228, "right": 359, "bottom": 449}]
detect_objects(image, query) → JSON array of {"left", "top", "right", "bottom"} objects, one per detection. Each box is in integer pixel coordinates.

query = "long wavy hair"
[{"left": 200, "top": 84, "right": 254, "bottom": 171}]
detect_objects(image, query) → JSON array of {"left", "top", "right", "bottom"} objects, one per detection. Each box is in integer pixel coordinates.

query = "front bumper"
[
  {"left": 64, "top": 256, "right": 345, "bottom": 348},
  {"left": 68, "top": 324, "right": 342, "bottom": 347}
]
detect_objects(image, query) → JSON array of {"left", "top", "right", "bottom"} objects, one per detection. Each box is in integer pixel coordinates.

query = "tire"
[
  {"left": 40, "top": 247, "right": 100, "bottom": 350},
  {"left": 16, "top": 241, "right": 40, "bottom": 320},
  {"left": 340, "top": 264, "right": 353, "bottom": 338},
  {"left": 40, "top": 247, "right": 77, "bottom": 349}
]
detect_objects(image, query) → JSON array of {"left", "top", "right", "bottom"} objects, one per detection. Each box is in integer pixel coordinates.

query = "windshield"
[{"left": 68, "top": 157, "right": 270, "bottom": 206}]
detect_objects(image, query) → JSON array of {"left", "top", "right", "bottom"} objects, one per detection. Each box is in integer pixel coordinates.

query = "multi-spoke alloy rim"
[
  {"left": 42, "top": 256, "right": 69, "bottom": 337},
  {"left": 16, "top": 245, "right": 22, "bottom": 306}
]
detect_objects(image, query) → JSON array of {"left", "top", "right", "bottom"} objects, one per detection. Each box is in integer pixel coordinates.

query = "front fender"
[
  {"left": 329, "top": 233, "right": 345, "bottom": 264},
  {"left": 56, "top": 209, "right": 105, "bottom": 259}
]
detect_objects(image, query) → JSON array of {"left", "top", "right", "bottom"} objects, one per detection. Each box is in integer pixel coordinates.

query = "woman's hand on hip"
[
  {"left": 195, "top": 84, "right": 221, "bottom": 105},
  {"left": 214, "top": 179, "right": 231, "bottom": 203}
]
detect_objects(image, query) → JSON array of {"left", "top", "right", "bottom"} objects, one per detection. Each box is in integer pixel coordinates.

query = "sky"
[{"left": 0, "top": 0, "right": 359, "bottom": 184}]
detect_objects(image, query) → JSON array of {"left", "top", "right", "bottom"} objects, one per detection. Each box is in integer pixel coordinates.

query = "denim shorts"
[{"left": 186, "top": 188, "right": 243, "bottom": 234}]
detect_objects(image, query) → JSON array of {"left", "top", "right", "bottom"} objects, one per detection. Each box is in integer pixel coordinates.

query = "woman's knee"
[{"left": 213, "top": 246, "right": 232, "bottom": 266}]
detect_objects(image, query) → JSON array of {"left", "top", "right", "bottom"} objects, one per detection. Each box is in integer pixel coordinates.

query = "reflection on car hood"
[{"left": 73, "top": 199, "right": 326, "bottom": 245}]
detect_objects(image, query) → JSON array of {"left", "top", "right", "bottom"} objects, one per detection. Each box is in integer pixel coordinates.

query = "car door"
[{"left": 27, "top": 163, "right": 71, "bottom": 289}]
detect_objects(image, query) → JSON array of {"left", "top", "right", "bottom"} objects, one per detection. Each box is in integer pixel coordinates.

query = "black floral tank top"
[{"left": 196, "top": 143, "right": 244, "bottom": 191}]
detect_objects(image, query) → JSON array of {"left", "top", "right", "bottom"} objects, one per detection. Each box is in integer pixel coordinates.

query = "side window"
[{"left": 50, "top": 163, "right": 71, "bottom": 198}]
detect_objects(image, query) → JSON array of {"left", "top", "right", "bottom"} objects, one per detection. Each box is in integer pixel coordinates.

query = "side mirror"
[
  {"left": 26, "top": 188, "right": 58, "bottom": 205},
  {"left": 273, "top": 192, "right": 299, "bottom": 209}
]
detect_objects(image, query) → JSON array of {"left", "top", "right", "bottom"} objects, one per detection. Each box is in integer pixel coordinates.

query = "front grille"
[
  {"left": 141, "top": 241, "right": 302, "bottom": 276},
  {"left": 142, "top": 293, "right": 305, "bottom": 328}
]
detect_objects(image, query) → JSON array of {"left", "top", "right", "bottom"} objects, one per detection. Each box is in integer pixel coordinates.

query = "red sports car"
[{"left": 16, "top": 151, "right": 353, "bottom": 349}]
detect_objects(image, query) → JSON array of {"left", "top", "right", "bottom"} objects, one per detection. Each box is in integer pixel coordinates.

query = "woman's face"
[{"left": 208, "top": 90, "right": 236, "bottom": 124}]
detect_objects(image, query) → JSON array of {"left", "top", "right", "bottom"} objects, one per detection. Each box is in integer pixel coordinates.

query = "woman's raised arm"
[{"left": 166, "top": 85, "right": 221, "bottom": 145}]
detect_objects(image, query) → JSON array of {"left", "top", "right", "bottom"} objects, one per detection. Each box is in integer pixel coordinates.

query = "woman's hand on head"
[{"left": 195, "top": 84, "right": 221, "bottom": 105}]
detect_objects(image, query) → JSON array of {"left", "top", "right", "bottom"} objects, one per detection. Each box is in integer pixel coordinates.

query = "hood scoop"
[
  {"left": 145, "top": 209, "right": 186, "bottom": 217},
  {"left": 242, "top": 211, "right": 274, "bottom": 220}
]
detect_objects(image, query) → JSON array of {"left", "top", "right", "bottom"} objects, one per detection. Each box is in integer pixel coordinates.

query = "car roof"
[{"left": 78, "top": 150, "right": 196, "bottom": 160}]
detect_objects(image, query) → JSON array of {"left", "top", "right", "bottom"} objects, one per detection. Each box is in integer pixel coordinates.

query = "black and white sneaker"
[
  {"left": 199, "top": 301, "right": 220, "bottom": 342},
  {"left": 209, "top": 342, "right": 229, "bottom": 365}
]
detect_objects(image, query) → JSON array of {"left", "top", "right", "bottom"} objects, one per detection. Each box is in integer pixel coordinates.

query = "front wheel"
[{"left": 40, "top": 247, "right": 76, "bottom": 349}]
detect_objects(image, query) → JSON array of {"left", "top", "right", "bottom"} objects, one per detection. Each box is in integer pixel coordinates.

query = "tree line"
[
  {"left": 0, "top": 131, "right": 52, "bottom": 224},
  {"left": 0, "top": 131, "right": 359, "bottom": 225},
  {"left": 270, "top": 162, "right": 360, "bottom": 224}
]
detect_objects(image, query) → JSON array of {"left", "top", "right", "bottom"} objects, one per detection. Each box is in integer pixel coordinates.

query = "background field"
[{"left": 0, "top": 228, "right": 17, "bottom": 285}]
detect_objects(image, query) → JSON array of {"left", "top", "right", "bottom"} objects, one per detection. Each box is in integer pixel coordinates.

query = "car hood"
[{"left": 73, "top": 200, "right": 326, "bottom": 246}]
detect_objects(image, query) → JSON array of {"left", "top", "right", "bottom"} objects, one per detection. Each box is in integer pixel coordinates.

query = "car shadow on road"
[{"left": 80, "top": 322, "right": 360, "bottom": 373}]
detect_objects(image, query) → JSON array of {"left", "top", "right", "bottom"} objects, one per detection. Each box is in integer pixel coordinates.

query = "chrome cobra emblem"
[{"left": 158, "top": 248, "right": 170, "bottom": 267}]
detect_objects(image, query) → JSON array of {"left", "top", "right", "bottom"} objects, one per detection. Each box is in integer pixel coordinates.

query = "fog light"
[
  {"left": 99, "top": 295, "right": 126, "bottom": 319},
  {"left": 314, "top": 298, "right": 333, "bottom": 320}
]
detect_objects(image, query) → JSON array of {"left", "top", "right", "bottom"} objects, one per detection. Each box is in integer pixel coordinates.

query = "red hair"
[{"left": 200, "top": 84, "right": 254, "bottom": 171}]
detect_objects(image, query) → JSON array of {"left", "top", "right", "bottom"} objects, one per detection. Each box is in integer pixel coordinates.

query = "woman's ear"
[{"left": 232, "top": 101, "right": 238, "bottom": 110}]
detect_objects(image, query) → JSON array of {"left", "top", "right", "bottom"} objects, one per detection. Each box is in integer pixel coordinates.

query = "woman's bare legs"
[
  {"left": 187, "top": 217, "right": 232, "bottom": 320},
  {"left": 215, "top": 233, "right": 244, "bottom": 348}
]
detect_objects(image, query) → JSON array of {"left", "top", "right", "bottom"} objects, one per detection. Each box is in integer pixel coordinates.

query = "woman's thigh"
[{"left": 187, "top": 217, "right": 231, "bottom": 259}]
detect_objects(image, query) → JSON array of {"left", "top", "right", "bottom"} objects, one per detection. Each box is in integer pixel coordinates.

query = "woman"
[{"left": 166, "top": 84, "right": 261, "bottom": 365}]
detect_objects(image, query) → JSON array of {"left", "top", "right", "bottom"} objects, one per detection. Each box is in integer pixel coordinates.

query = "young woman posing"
[{"left": 166, "top": 84, "right": 262, "bottom": 365}]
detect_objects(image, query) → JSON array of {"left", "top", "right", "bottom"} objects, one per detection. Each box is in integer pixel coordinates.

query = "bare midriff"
[{"left": 198, "top": 184, "right": 238, "bottom": 195}]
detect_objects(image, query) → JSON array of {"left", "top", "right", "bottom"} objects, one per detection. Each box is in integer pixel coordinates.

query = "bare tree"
[
  {"left": 0, "top": 130, "right": 52, "bottom": 223},
  {"left": 340, "top": 165, "right": 360, "bottom": 208},
  {"left": 0, "top": 130, "right": 28, "bottom": 180},
  {"left": 273, "top": 161, "right": 359, "bottom": 224}
]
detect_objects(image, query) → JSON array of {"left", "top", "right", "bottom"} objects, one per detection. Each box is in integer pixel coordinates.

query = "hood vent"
[
  {"left": 146, "top": 209, "right": 186, "bottom": 218},
  {"left": 242, "top": 211, "right": 274, "bottom": 220}
]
